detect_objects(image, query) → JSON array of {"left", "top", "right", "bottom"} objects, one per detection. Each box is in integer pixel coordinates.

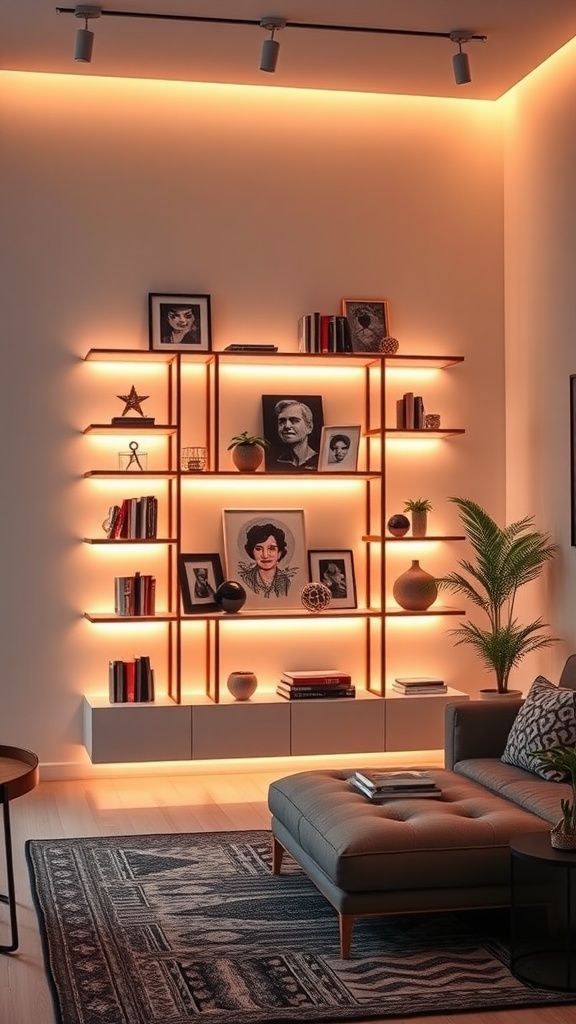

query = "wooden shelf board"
[
  {"left": 181, "top": 608, "right": 382, "bottom": 621},
  {"left": 384, "top": 428, "right": 465, "bottom": 439},
  {"left": 84, "top": 612, "right": 177, "bottom": 623},
  {"left": 363, "top": 534, "right": 466, "bottom": 542},
  {"left": 83, "top": 423, "right": 177, "bottom": 435},
  {"left": 385, "top": 354, "right": 464, "bottom": 369},
  {"left": 83, "top": 470, "right": 177, "bottom": 478},
  {"left": 85, "top": 348, "right": 178, "bottom": 363},
  {"left": 385, "top": 606, "right": 465, "bottom": 617},
  {"left": 181, "top": 470, "right": 381, "bottom": 479},
  {"left": 83, "top": 537, "right": 176, "bottom": 544}
]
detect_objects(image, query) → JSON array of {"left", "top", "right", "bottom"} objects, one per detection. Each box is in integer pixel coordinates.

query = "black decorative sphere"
[
  {"left": 215, "top": 580, "right": 247, "bottom": 614},
  {"left": 387, "top": 514, "right": 410, "bottom": 538}
]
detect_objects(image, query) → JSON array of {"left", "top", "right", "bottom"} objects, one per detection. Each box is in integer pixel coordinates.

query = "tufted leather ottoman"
[{"left": 268, "top": 767, "right": 551, "bottom": 957}]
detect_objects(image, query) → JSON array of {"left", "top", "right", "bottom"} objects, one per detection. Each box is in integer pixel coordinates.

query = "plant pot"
[
  {"left": 478, "top": 688, "right": 523, "bottom": 700},
  {"left": 411, "top": 510, "right": 428, "bottom": 537},
  {"left": 392, "top": 560, "right": 437, "bottom": 611},
  {"left": 550, "top": 820, "right": 576, "bottom": 850},
  {"left": 231, "top": 445, "right": 264, "bottom": 472}
]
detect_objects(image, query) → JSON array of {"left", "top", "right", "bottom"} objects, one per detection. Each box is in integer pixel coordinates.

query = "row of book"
[
  {"left": 114, "top": 573, "right": 156, "bottom": 616},
  {"left": 109, "top": 657, "right": 155, "bottom": 703},
  {"left": 392, "top": 676, "right": 447, "bottom": 695},
  {"left": 298, "top": 313, "right": 353, "bottom": 354},
  {"left": 275, "top": 669, "right": 355, "bottom": 701},
  {"left": 106, "top": 496, "right": 158, "bottom": 539},
  {"left": 348, "top": 769, "right": 441, "bottom": 802},
  {"left": 396, "top": 392, "right": 425, "bottom": 429}
]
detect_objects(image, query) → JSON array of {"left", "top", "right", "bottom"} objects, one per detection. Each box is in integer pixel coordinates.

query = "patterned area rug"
[{"left": 26, "top": 829, "right": 575, "bottom": 1024}]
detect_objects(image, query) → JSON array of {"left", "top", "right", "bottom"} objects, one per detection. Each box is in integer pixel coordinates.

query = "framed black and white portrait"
[
  {"left": 222, "top": 509, "right": 307, "bottom": 610},
  {"left": 148, "top": 293, "right": 212, "bottom": 352},
  {"left": 261, "top": 394, "right": 324, "bottom": 473},
  {"left": 308, "top": 549, "right": 357, "bottom": 609},
  {"left": 318, "top": 425, "right": 361, "bottom": 472},
  {"left": 178, "top": 553, "right": 223, "bottom": 613},
  {"left": 341, "top": 299, "right": 389, "bottom": 354}
]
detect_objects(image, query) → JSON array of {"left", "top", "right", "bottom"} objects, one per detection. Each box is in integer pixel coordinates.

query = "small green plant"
[
  {"left": 227, "top": 431, "right": 270, "bottom": 451},
  {"left": 403, "top": 498, "right": 433, "bottom": 513},
  {"left": 531, "top": 746, "right": 576, "bottom": 832}
]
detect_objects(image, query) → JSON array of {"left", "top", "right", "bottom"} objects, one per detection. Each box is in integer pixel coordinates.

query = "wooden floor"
[{"left": 1, "top": 765, "right": 573, "bottom": 1024}]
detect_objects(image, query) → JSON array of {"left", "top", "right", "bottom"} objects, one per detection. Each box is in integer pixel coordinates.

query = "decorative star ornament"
[{"left": 116, "top": 385, "right": 149, "bottom": 417}]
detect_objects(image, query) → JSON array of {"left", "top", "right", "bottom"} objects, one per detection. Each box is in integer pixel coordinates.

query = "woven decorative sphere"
[
  {"left": 378, "top": 336, "right": 400, "bottom": 355},
  {"left": 301, "top": 582, "right": 332, "bottom": 613}
]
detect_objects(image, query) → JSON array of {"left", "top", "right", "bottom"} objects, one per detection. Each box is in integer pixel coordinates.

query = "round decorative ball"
[
  {"left": 226, "top": 670, "right": 257, "bottom": 701},
  {"left": 301, "top": 582, "right": 332, "bottom": 613},
  {"left": 214, "top": 580, "right": 247, "bottom": 614},
  {"left": 378, "top": 336, "right": 400, "bottom": 355},
  {"left": 387, "top": 513, "right": 410, "bottom": 538}
]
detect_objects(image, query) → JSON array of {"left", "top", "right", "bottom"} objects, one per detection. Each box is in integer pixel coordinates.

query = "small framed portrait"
[
  {"left": 308, "top": 549, "right": 357, "bottom": 609},
  {"left": 261, "top": 394, "right": 324, "bottom": 473},
  {"left": 148, "top": 293, "right": 212, "bottom": 352},
  {"left": 178, "top": 553, "right": 223, "bottom": 613},
  {"left": 318, "top": 425, "right": 361, "bottom": 472},
  {"left": 341, "top": 299, "right": 389, "bottom": 354},
  {"left": 222, "top": 509, "right": 308, "bottom": 610}
]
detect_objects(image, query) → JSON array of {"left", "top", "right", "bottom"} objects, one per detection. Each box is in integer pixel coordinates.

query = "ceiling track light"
[
  {"left": 259, "top": 17, "right": 286, "bottom": 74},
  {"left": 450, "top": 31, "right": 473, "bottom": 85},
  {"left": 73, "top": 5, "right": 101, "bottom": 63}
]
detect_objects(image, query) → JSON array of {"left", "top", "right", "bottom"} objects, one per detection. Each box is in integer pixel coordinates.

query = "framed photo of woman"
[
  {"left": 341, "top": 299, "right": 389, "bottom": 353},
  {"left": 178, "top": 553, "right": 223, "bottom": 613},
  {"left": 148, "top": 293, "right": 212, "bottom": 351},
  {"left": 308, "top": 549, "right": 357, "bottom": 609},
  {"left": 222, "top": 509, "right": 307, "bottom": 610},
  {"left": 318, "top": 425, "right": 361, "bottom": 471}
]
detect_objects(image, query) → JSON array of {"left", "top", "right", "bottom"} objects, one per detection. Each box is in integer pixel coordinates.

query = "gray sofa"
[{"left": 269, "top": 660, "right": 576, "bottom": 958}]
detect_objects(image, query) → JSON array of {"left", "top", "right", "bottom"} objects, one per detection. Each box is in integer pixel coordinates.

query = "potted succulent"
[
  {"left": 530, "top": 745, "right": 576, "bottom": 848},
  {"left": 403, "top": 497, "right": 433, "bottom": 537},
  {"left": 436, "top": 496, "right": 557, "bottom": 696},
  {"left": 227, "top": 431, "right": 270, "bottom": 472}
]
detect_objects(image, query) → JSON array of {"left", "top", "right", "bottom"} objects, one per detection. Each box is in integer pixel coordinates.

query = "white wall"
[
  {"left": 503, "top": 36, "right": 576, "bottom": 681},
  {"left": 0, "top": 72, "right": 505, "bottom": 772}
]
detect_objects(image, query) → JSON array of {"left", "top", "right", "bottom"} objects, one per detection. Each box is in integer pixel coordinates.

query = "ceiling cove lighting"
[
  {"left": 73, "top": 4, "right": 101, "bottom": 63},
  {"left": 56, "top": 7, "right": 487, "bottom": 82}
]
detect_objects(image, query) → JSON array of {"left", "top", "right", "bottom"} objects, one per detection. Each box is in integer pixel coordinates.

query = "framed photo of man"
[
  {"left": 341, "top": 299, "right": 389, "bottom": 353},
  {"left": 308, "top": 549, "right": 357, "bottom": 609},
  {"left": 178, "top": 553, "right": 223, "bottom": 613},
  {"left": 318, "top": 425, "right": 361, "bottom": 472},
  {"left": 222, "top": 509, "right": 307, "bottom": 610},
  {"left": 261, "top": 394, "right": 324, "bottom": 473},
  {"left": 148, "top": 293, "right": 212, "bottom": 352}
]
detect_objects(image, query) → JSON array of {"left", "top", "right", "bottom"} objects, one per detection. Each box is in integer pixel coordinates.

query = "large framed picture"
[
  {"left": 318, "top": 425, "right": 361, "bottom": 471},
  {"left": 148, "top": 293, "right": 212, "bottom": 352},
  {"left": 178, "top": 553, "right": 223, "bottom": 613},
  {"left": 261, "top": 394, "right": 324, "bottom": 472},
  {"left": 222, "top": 509, "right": 308, "bottom": 610},
  {"left": 341, "top": 299, "right": 389, "bottom": 353},
  {"left": 308, "top": 549, "right": 357, "bottom": 609}
]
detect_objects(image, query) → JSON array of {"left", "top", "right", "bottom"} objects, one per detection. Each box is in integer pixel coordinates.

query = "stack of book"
[
  {"left": 395, "top": 392, "right": 425, "bottom": 429},
  {"left": 114, "top": 572, "right": 156, "bottom": 616},
  {"left": 298, "top": 313, "right": 353, "bottom": 354},
  {"left": 106, "top": 496, "right": 158, "bottom": 539},
  {"left": 276, "top": 669, "right": 355, "bottom": 700},
  {"left": 348, "top": 769, "right": 441, "bottom": 801},
  {"left": 392, "top": 676, "right": 447, "bottom": 695},
  {"left": 109, "top": 656, "right": 155, "bottom": 703}
]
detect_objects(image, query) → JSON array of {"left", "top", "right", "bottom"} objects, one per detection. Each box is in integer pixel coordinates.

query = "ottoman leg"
[
  {"left": 272, "top": 834, "right": 285, "bottom": 874},
  {"left": 339, "top": 913, "right": 354, "bottom": 959}
]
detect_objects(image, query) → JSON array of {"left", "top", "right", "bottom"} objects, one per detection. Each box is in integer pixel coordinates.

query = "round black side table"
[
  {"left": 0, "top": 745, "right": 39, "bottom": 954},
  {"left": 510, "top": 831, "right": 576, "bottom": 991}
]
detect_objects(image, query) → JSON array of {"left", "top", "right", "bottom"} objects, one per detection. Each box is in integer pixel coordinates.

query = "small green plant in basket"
[{"left": 531, "top": 745, "right": 576, "bottom": 847}]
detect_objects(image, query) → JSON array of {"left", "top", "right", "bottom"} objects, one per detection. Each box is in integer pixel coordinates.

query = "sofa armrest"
[{"left": 444, "top": 699, "right": 523, "bottom": 769}]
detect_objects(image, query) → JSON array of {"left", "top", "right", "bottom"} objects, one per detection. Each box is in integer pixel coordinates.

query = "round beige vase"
[
  {"left": 411, "top": 510, "right": 428, "bottom": 537},
  {"left": 231, "top": 445, "right": 264, "bottom": 472},
  {"left": 226, "top": 671, "right": 258, "bottom": 701},
  {"left": 392, "top": 560, "right": 437, "bottom": 611}
]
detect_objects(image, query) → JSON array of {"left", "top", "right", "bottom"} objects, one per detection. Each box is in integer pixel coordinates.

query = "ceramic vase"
[
  {"left": 387, "top": 514, "right": 410, "bottom": 538},
  {"left": 227, "top": 671, "right": 258, "bottom": 701},
  {"left": 411, "top": 510, "right": 428, "bottom": 537},
  {"left": 215, "top": 580, "right": 247, "bottom": 613},
  {"left": 231, "top": 445, "right": 264, "bottom": 472},
  {"left": 392, "top": 560, "right": 438, "bottom": 611}
]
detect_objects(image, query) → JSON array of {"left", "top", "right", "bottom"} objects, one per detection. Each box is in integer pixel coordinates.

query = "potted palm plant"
[
  {"left": 436, "top": 496, "right": 557, "bottom": 696},
  {"left": 403, "top": 497, "right": 432, "bottom": 537},
  {"left": 530, "top": 745, "right": 576, "bottom": 848},
  {"left": 227, "top": 431, "right": 270, "bottom": 472}
]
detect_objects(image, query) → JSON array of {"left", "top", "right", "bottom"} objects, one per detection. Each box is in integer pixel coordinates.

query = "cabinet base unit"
[
  {"left": 192, "top": 702, "right": 291, "bottom": 760},
  {"left": 384, "top": 688, "right": 469, "bottom": 752},
  {"left": 290, "top": 693, "right": 385, "bottom": 756},
  {"left": 84, "top": 697, "right": 192, "bottom": 763}
]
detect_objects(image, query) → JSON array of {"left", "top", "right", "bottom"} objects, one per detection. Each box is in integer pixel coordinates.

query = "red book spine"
[{"left": 281, "top": 674, "right": 352, "bottom": 687}]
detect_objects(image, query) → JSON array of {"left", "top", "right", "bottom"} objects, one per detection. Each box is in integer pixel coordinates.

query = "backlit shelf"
[
  {"left": 83, "top": 470, "right": 177, "bottom": 478},
  {"left": 84, "top": 612, "right": 177, "bottom": 623},
  {"left": 83, "top": 537, "right": 176, "bottom": 544},
  {"left": 385, "top": 606, "right": 465, "bottom": 616},
  {"left": 82, "top": 423, "right": 177, "bottom": 434},
  {"left": 181, "top": 608, "right": 382, "bottom": 621},
  {"left": 384, "top": 428, "right": 465, "bottom": 439},
  {"left": 363, "top": 534, "right": 466, "bottom": 543}
]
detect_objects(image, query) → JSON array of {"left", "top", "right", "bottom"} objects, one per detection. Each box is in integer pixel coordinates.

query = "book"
[
  {"left": 112, "top": 416, "right": 156, "bottom": 426},
  {"left": 279, "top": 680, "right": 353, "bottom": 692},
  {"left": 402, "top": 392, "right": 414, "bottom": 429},
  {"left": 392, "top": 683, "right": 447, "bottom": 694},
  {"left": 348, "top": 777, "right": 440, "bottom": 802},
  {"left": 353, "top": 769, "right": 435, "bottom": 790},
  {"left": 223, "top": 344, "right": 278, "bottom": 352},
  {"left": 281, "top": 670, "right": 351, "bottom": 686},
  {"left": 395, "top": 677, "right": 445, "bottom": 686},
  {"left": 276, "top": 685, "right": 356, "bottom": 700}
]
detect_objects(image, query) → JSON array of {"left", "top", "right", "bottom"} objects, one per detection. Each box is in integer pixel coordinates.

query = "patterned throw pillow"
[{"left": 501, "top": 675, "right": 576, "bottom": 780}]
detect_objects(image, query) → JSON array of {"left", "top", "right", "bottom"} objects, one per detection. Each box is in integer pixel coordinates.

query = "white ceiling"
[{"left": 3, "top": 0, "right": 576, "bottom": 101}]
